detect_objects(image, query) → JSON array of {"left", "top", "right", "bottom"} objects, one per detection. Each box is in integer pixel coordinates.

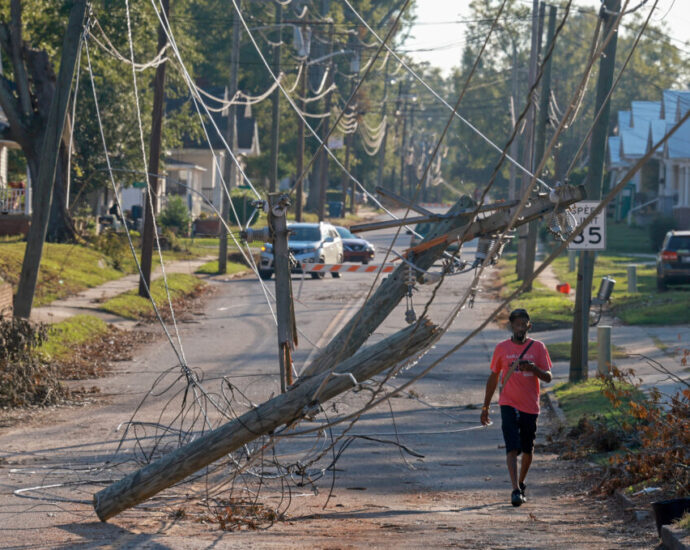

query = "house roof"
[
  {"left": 630, "top": 101, "right": 661, "bottom": 127},
  {"left": 607, "top": 135, "right": 625, "bottom": 167},
  {"left": 611, "top": 89, "right": 690, "bottom": 166}
]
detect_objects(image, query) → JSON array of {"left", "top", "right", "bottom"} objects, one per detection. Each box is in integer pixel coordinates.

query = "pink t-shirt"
[{"left": 490, "top": 338, "right": 552, "bottom": 414}]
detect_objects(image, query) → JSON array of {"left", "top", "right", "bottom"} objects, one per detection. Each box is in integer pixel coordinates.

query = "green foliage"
[
  {"left": 158, "top": 196, "right": 191, "bottom": 236},
  {"left": 228, "top": 190, "right": 259, "bottom": 227},
  {"left": 547, "top": 341, "right": 627, "bottom": 362},
  {"left": 195, "top": 260, "right": 247, "bottom": 275},
  {"left": 649, "top": 215, "right": 677, "bottom": 251},
  {"left": 93, "top": 229, "right": 130, "bottom": 271}
]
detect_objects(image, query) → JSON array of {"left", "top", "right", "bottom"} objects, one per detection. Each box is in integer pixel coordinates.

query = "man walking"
[{"left": 480, "top": 308, "right": 552, "bottom": 507}]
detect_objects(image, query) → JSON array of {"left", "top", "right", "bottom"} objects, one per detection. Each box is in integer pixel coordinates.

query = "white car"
[{"left": 259, "top": 222, "right": 344, "bottom": 280}]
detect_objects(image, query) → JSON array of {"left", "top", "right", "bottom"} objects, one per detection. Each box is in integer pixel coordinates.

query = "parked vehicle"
[
  {"left": 259, "top": 222, "right": 344, "bottom": 280},
  {"left": 335, "top": 226, "right": 375, "bottom": 264},
  {"left": 656, "top": 230, "right": 690, "bottom": 290}
]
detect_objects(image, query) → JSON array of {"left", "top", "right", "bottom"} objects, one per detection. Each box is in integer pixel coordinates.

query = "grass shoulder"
[
  {"left": 101, "top": 273, "right": 206, "bottom": 320},
  {"left": 497, "top": 254, "right": 573, "bottom": 329}
]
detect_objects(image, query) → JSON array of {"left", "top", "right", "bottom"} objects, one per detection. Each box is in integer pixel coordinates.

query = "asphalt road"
[{"left": 0, "top": 220, "right": 656, "bottom": 548}]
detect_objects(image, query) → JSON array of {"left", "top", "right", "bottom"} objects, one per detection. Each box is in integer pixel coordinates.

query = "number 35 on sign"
[{"left": 568, "top": 201, "right": 606, "bottom": 250}]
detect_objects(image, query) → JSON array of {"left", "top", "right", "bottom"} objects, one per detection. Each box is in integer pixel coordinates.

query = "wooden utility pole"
[
  {"left": 295, "top": 61, "right": 306, "bottom": 221},
  {"left": 93, "top": 182, "right": 584, "bottom": 521},
  {"left": 570, "top": 0, "right": 620, "bottom": 382},
  {"left": 301, "top": 184, "right": 585, "bottom": 380},
  {"left": 93, "top": 319, "right": 437, "bottom": 521},
  {"left": 399, "top": 96, "right": 409, "bottom": 198},
  {"left": 508, "top": 39, "right": 519, "bottom": 201},
  {"left": 522, "top": 2, "right": 552, "bottom": 289},
  {"left": 376, "top": 56, "right": 391, "bottom": 194},
  {"left": 516, "top": 0, "right": 540, "bottom": 284},
  {"left": 317, "top": 22, "right": 335, "bottom": 221},
  {"left": 138, "top": 0, "right": 170, "bottom": 297},
  {"left": 139, "top": 0, "right": 170, "bottom": 298},
  {"left": 218, "top": 14, "right": 241, "bottom": 274},
  {"left": 269, "top": 2, "right": 282, "bottom": 194},
  {"left": 14, "top": 0, "right": 87, "bottom": 318},
  {"left": 268, "top": 193, "right": 297, "bottom": 392}
]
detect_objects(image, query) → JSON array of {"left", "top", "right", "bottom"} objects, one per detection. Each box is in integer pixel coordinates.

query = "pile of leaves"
[
  {"left": 0, "top": 317, "right": 69, "bottom": 408},
  {"left": 596, "top": 366, "right": 689, "bottom": 497}
]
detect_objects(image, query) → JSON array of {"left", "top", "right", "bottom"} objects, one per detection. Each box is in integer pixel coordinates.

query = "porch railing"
[{"left": 0, "top": 187, "right": 31, "bottom": 215}]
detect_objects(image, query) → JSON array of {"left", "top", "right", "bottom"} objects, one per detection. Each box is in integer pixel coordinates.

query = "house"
[
  {"left": 0, "top": 110, "right": 31, "bottom": 236},
  {"left": 607, "top": 89, "right": 690, "bottom": 228},
  {"left": 164, "top": 87, "right": 260, "bottom": 218}
]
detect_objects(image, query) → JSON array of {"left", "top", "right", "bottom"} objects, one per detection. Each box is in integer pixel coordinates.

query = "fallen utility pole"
[
  {"left": 300, "top": 184, "right": 585, "bottom": 380},
  {"left": 93, "top": 319, "right": 437, "bottom": 521},
  {"left": 139, "top": 0, "right": 170, "bottom": 297}
]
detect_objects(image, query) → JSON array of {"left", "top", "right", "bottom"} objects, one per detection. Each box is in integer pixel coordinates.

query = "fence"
[{"left": 0, "top": 187, "right": 31, "bottom": 215}]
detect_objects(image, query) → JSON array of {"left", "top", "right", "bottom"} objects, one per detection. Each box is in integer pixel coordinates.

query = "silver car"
[{"left": 259, "top": 222, "right": 344, "bottom": 280}]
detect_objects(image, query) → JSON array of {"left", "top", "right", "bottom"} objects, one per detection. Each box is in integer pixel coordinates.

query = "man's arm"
[
  {"left": 519, "top": 361, "right": 552, "bottom": 383},
  {"left": 480, "top": 370, "right": 500, "bottom": 425}
]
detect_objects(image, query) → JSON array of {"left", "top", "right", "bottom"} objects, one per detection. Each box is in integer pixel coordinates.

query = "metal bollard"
[
  {"left": 568, "top": 250, "right": 576, "bottom": 272},
  {"left": 627, "top": 265, "right": 637, "bottom": 293},
  {"left": 597, "top": 325, "right": 612, "bottom": 377}
]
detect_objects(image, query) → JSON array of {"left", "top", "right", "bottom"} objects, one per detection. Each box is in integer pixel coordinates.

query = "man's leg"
[
  {"left": 519, "top": 452, "right": 532, "bottom": 486},
  {"left": 506, "top": 450, "right": 519, "bottom": 490}
]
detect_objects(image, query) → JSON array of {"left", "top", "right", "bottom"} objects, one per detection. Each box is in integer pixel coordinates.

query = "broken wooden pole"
[
  {"left": 93, "top": 319, "right": 438, "bottom": 521},
  {"left": 300, "top": 184, "right": 585, "bottom": 380}
]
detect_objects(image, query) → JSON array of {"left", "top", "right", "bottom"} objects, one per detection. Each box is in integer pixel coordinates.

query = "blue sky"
[{"left": 405, "top": 0, "right": 690, "bottom": 76}]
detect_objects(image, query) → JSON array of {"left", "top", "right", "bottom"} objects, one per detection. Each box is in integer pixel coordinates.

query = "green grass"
[
  {"left": 498, "top": 254, "right": 574, "bottom": 329},
  {"left": 37, "top": 314, "right": 110, "bottom": 361},
  {"left": 101, "top": 273, "right": 205, "bottom": 320},
  {"left": 195, "top": 260, "right": 247, "bottom": 275},
  {"left": 551, "top": 253, "right": 689, "bottom": 325},
  {"left": 605, "top": 222, "right": 654, "bottom": 255},
  {"left": 547, "top": 341, "right": 627, "bottom": 362},
  {"left": 0, "top": 242, "right": 125, "bottom": 306},
  {"left": 552, "top": 378, "right": 644, "bottom": 427}
]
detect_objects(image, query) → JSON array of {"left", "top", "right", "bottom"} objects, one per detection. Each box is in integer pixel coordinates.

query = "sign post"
[{"left": 568, "top": 201, "right": 606, "bottom": 251}]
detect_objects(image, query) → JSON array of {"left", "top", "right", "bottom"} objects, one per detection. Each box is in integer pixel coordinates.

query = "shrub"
[
  {"left": 228, "top": 189, "right": 259, "bottom": 227},
  {"left": 93, "top": 229, "right": 129, "bottom": 271},
  {"left": 0, "top": 317, "right": 68, "bottom": 407},
  {"left": 159, "top": 196, "right": 191, "bottom": 236},
  {"left": 649, "top": 215, "right": 677, "bottom": 251}
]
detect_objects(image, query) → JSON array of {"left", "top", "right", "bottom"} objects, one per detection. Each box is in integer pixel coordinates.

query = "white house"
[{"left": 608, "top": 89, "right": 690, "bottom": 228}]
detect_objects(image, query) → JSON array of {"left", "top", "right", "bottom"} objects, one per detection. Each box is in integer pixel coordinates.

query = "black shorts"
[{"left": 500, "top": 405, "right": 538, "bottom": 455}]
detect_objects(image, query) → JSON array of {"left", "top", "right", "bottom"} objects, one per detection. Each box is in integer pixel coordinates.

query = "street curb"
[
  {"left": 661, "top": 524, "right": 690, "bottom": 550},
  {"left": 615, "top": 490, "right": 689, "bottom": 549},
  {"left": 543, "top": 390, "right": 567, "bottom": 427}
]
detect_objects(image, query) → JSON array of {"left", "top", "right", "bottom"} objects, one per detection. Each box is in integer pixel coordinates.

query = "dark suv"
[{"left": 656, "top": 230, "right": 690, "bottom": 290}]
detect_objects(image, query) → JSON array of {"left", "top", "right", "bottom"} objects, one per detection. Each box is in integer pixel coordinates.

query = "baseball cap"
[{"left": 509, "top": 308, "right": 530, "bottom": 322}]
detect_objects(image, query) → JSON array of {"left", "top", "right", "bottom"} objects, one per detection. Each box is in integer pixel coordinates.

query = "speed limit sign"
[{"left": 568, "top": 201, "right": 606, "bottom": 250}]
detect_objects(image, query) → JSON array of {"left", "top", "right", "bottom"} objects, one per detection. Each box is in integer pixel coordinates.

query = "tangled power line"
[{"left": 14, "top": 0, "right": 682, "bottom": 529}]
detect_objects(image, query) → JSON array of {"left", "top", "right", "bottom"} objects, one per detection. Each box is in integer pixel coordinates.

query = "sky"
[{"left": 404, "top": 0, "right": 690, "bottom": 77}]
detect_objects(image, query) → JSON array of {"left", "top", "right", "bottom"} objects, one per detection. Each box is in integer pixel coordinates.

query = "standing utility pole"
[
  {"left": 268, "top": 193, "right": 297, "bottom": 393},
  {"left": 218, "top": 14, "right": 241, "bottom": 274},
  {"left": 269, "top": 2, "right": 282, "bottom": 194},
  {"left": 570, "top": 0, "right": 620, "bottom": 381},
  {"left": 14, "top": 0, "right": 87, "bottom": 318},
  {"left": 295, "top": 60, "right": 306, "bottom": 221},
  {"left": 376, "top": 57, "right": 390, "bottom": 193},
  {"left": 516, "top": 0, "right": 540, "bottom": 285},
  {"left": 138, "top": 0, "right": 170, "bottom": 298},
  {"left": 317, "top": 22, "right": 334, "bottom": 221}
]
